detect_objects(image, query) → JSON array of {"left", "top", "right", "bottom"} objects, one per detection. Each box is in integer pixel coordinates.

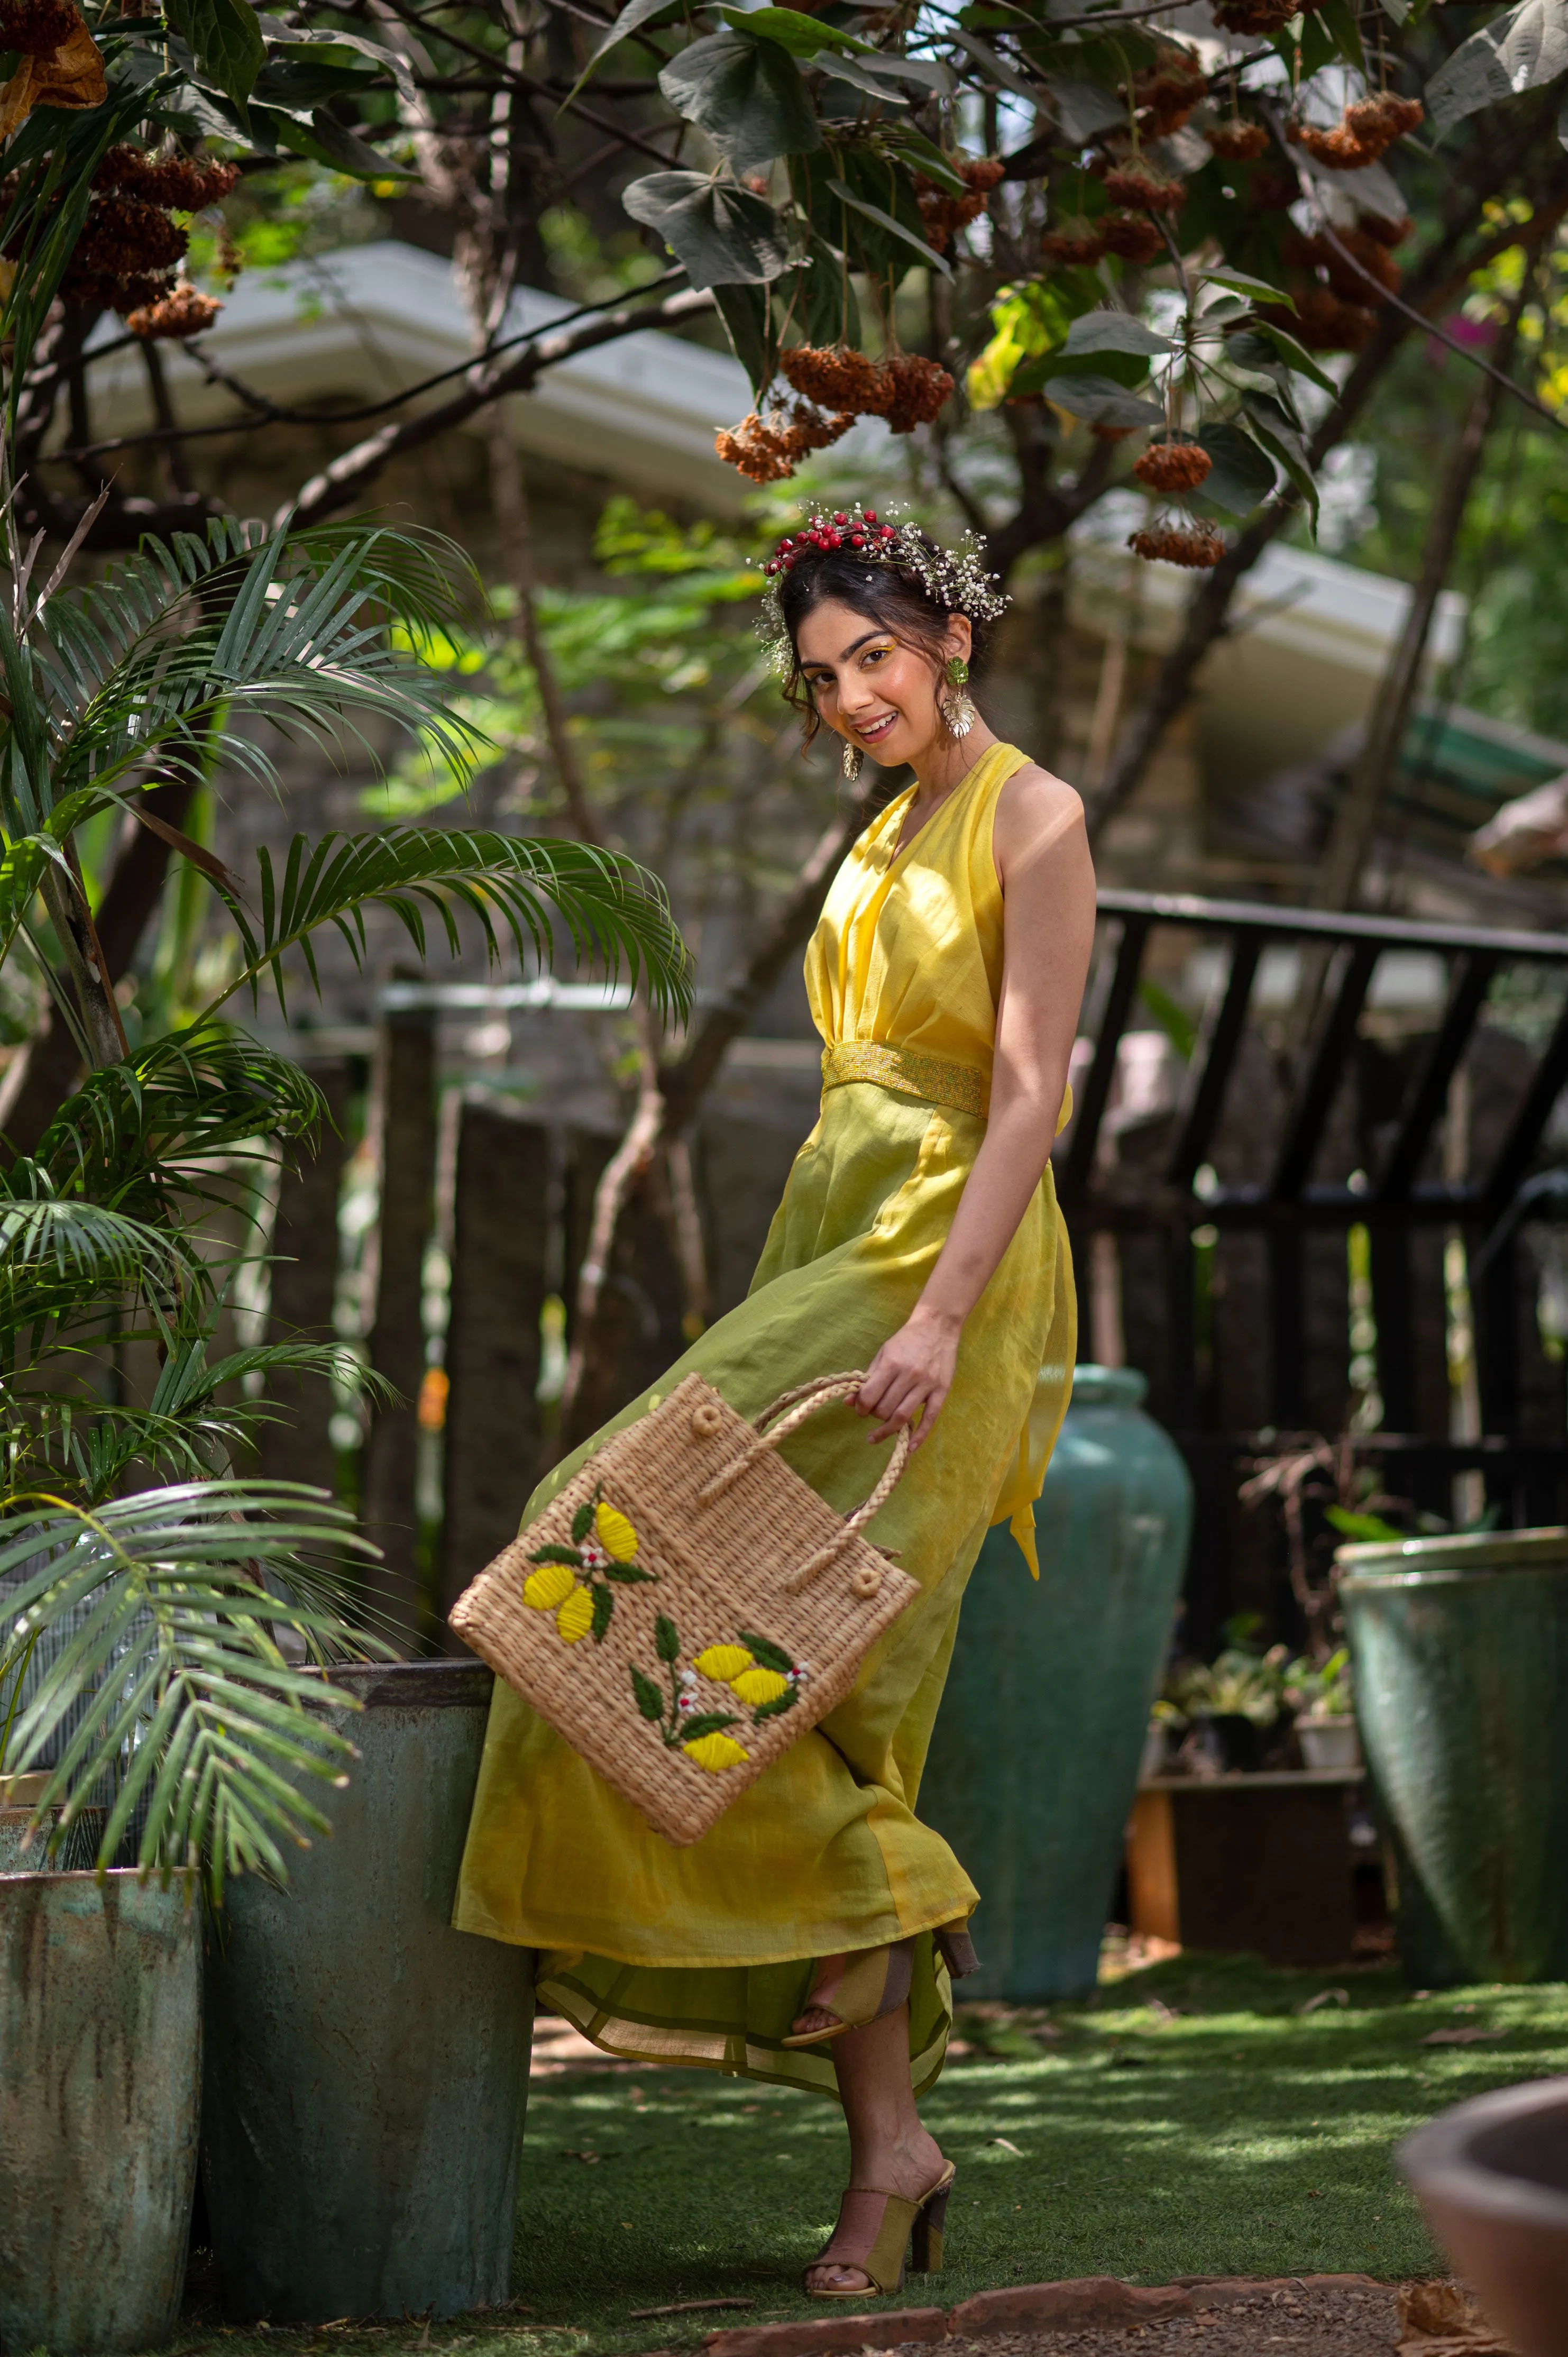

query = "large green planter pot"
[
  {"left": 1338, "top": 1528, "right": 1568, "bottom": 1987},
  {"left": 202, "top": 1661, "right": 534, "bottom": 2324},
  {"left": 921, "top": 1364, "right": 1193, "bottom": 2000},
  {"left": 1, "top": 1871, "right": 201, "bottom": 2353}
]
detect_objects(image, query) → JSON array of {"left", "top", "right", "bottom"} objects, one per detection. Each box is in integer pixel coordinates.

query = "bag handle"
[{"left": 694, "top": 1371, "right": 913, "bottom": 1595}]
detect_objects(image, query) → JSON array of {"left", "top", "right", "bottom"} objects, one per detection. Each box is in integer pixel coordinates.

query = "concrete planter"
[
  {"left": 1400, "top": 2077, "right": 1568, "bottom": 2357},
  {"left": 0, "top": 1870, "right": 201, "bottom": 2353}
]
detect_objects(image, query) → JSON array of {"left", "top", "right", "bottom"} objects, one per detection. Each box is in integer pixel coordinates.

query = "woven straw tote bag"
[{"left": 449, "top": 1371, "right": 920, "bottom": 1846}]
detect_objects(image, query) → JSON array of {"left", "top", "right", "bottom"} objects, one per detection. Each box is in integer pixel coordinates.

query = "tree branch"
[{"left": 286, "top": 286, "right": 716, "bottom": 527}]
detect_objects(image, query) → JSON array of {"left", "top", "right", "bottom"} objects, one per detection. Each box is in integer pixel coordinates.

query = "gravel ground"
[{"left": 878, "top": 2283, "right": 1402, "bottom": 2357}]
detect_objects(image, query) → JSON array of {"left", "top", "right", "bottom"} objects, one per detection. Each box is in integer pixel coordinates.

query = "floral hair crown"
[{"left": 756, "top": 502, "right": 1010, "bottom": 673}]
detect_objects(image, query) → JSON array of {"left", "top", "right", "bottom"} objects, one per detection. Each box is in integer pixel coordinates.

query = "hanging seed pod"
[
  {"left": 127, "top": 280, "right": 223, "bottom": 340},
  {"left": 1099, "top": 211, "right": 1165, "bottom": 263},
  {"left": 1103, "top": 164, "right": 1187, "bottom": 213},
  {"left": 1358, "top": 208, "right": 1414, "bottom": 250},
  {"left": 1211, "top": 0, "right": 1298, "bottom": 33},
  {"left": 1129, "top": 51, "right": 1209, "bottom": 136},
  {"left": 882, "top": 353, "right": 955, "bottom": 434},
  {"left": 1345, "top": 92, "right": 1424, "bottom": 144},
  {"left": 1134, "top": 441, "right": 1213, "bottom": 494},
  {"left": 96, "top": 147, "right": 241, "bottom": 208},
  {"left": 779, "top": 343, "right": 893, "bottom": 417},
  {"left": 1129, "top": 520, "right": 1227, "bottom": 568},
  {"left": 913, "top": 156, "right": 1004, "bottom": 255},
  {"left": 1288, "top": 118, "right": 1381, "bottom": 170},
  {"left": 1285, "top": 286, "right": 1378, "bottom": 351},
  {"left": 714, "top": 413, "right": 796, "bottom": 484},
  {"left": 1042, "top": 226, "right": 1108, "bottom": 267},
  {"left": 1205, "top": 119, "right": 1270, "bottom": 161}
]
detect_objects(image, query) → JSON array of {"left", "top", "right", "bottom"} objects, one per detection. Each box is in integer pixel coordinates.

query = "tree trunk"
[
  {"left": 257, "top": 1059, "right": 354, "bottom": 1496},
  {"left": 361, "top": 992, "right": 439, "bottom": 1650}
]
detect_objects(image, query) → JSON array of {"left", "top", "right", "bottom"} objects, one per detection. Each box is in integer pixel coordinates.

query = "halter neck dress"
[{"left": 454, "top": 741, "right": 1077, "bottom": 2097}]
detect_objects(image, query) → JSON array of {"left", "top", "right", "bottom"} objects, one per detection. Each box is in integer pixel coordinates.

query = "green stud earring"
[
  {"left": 941, "top": 655, "right": 975, "bottom": 739},
  {"left": 945, "top": 656, "right": 970, "bottom": 687}
]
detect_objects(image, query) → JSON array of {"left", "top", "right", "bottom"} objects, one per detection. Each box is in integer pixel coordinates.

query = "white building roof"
[{"left": 86, "top": 239, "right": 755, "bottom": 514}]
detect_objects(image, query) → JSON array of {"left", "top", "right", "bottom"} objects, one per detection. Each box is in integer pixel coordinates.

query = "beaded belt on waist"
[{"left": 820, "top": 1040, "right": 989, "bottom": 1119}]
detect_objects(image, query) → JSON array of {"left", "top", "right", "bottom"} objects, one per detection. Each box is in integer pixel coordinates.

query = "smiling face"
[{"left": 793, "top": 596, "right": 971, "bottom": 771}]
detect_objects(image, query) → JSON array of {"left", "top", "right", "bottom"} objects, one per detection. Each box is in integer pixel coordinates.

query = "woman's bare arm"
[{"left": 856, "top": 766, "right": 1096, "bottom": 1443}]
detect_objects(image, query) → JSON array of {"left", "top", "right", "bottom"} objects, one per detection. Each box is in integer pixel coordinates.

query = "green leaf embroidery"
[
  {"left": 605, "top": 1562, "right": 657, "bottom": 1584},
  {"left": 751, "top": 1686, "right": 799, "bottom": 1724},
  {"left": 571, "top": 1499, "right": 597, "bottom": 1545},
  {"left": 631, "top": 1666, "right": 665, "bottom": 1721},
  {"left": 655, "top": 1612, "right": 681, "bottom": 1665},
  {"left": 736, "top": 1629, "right": 793, "bottom": 1676},
  {"left": 679, "top": 1710, "right": 741, "bottom": 1742},
  {"left": 590, "top": 1584, "right": 615, "bottom": 1643},
  {"left": 530, "top": 1543, "right": 584, "bottom": 1568}
]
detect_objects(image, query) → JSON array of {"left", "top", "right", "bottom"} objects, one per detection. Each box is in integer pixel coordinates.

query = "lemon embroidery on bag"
[
  {"left": 522, "top": 1487, "right": 657, "bottom": 1647},
  {"left": 631, "top": 1619, "right": 810, "bottom": 1770}
]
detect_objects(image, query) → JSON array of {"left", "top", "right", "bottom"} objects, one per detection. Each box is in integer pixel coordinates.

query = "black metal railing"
[{"left": 1058, "top": 891, "right": 1568, "bottom": 1642}]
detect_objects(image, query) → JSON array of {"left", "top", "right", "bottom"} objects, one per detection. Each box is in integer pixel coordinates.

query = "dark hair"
[{"left": 776, "top": 541, "right": 994, "bottom": 746}]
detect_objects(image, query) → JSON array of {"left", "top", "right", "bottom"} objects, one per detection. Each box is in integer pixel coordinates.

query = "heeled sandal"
[{"left": 803, "top": 2159, "right": 957, "bottom": 2299}]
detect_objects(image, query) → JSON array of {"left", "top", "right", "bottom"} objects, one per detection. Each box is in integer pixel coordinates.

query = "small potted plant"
[
  {"left": 1285, "top": 1645, "right": 1361, "bottom": 1769},
  {"left": 1170, "top": 1632, "right": 1286, "bottom": 1774}
]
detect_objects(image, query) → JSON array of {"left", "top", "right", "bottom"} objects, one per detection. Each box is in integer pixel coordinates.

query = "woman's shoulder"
[{"left": 993, "top": 754, "right": 1086, "bottom": 853}]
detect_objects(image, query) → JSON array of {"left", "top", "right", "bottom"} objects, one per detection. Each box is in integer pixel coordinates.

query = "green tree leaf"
[
  {"left": 1196, "top": 421, "right": 1279, "bottom": 517},
  {"left": 1041, "top": 373, "right": 1164, "bottom": 427},
  {"left": 163, "top": 0, "right": 265, "bottom": 105},
  {"left": 722, "top": 7, "right": 873, "bottom": 57},
  {"left": 623, "top": 172, "right": 790, "bottom": 287},
  {"left": 658, "top": 31, "right": 820, "bottom": 172},
  {"left": 1061, "top": 310, "right": 1173, "bottom": 360},
  {"left": 1426, "top": 0, "right": 1568, "bottom": 135}
]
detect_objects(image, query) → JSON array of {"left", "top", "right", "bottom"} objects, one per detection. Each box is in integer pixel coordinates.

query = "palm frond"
[
  {"left": 31, "top": 520, "right": 487, "bottom": 812},
  {"left": 24, "top": 1026, "right": 326, "bottom": 1226},
  {"left": 201, "top": 828, "right": 693, "bottom": 1024},
  {"left": 0, "top": 1483, "right": 389, "bottom": 1892}
]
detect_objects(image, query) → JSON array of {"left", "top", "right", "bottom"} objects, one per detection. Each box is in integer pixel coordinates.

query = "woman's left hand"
[{"left": 857, "top": 1306, "right": 961, "bottom": 1446}]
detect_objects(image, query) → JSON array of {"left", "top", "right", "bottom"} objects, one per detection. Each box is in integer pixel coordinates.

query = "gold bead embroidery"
[{"left": 820, "top": 1040, "right": 988, "bottom": 1119}]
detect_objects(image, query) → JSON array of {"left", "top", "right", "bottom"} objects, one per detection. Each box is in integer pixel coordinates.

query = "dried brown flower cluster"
[
  {"left": 1042, "top": 225, "right": 1107, "bottom": 268},
  {"left": 914, "top": 155, "right": 1005, "bottom": 254},
  {"left": 1264, "top": 285, "right": 1376, "bottom": 351},
  {"left": 778, "top": 344, "right": 953, "bottom": 432},
  {"left": 127, "top": 280, "right": 224, "bottom": 340},
  {"left": 1103, "top": 163, "right": 1187, "bottom": 214},
  {"left": 1211, "top": 0, "right": 1307, "bottom": 32},
  {"left": 1127, "top": 50, "right": 1209, "bottom": 137},
  {"left": 96, "top": 145, "right": 242, "bottom": 209},
  {"left": 1129, "top": 519, "right": 1226, "bottom": 567},
  {"left": 1360, "top": 208, "right": 1414, "bottom": 249},
  {"left": 1099, "top": 212, "right": 1164, "bottom": 263},
  {"left": 714, "top": 400, "right": 854, "bottom": 483},
  {"left": 1289, "top": 92, "right": 1423, "bottom": 170},
  {"left": 1134, "top": 440, "right": 1213, "bottom": 494},
  {"left": 1205, "top": 118, "right": 1270, "bottom": 161},
  {"left": 1282, "top": 224, "right": 1401, "bottom": 303},
  {"left": 0, "top": 0, "right": 80, "bottom": 54},
  {"left": 14, "top": 142, "right": 241, "bottom": 321}
]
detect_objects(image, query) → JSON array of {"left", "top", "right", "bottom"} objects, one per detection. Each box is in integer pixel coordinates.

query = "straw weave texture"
[{"left": 450, "top": 1373, "right": 919, "bottom": 1846}]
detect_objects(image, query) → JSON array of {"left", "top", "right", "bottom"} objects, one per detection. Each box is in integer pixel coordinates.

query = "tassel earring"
[
  {"left": 941, "top": 655, "right": 976, "bottom": 739},
  {"left": 842, "top": 739, "right": 864, "bottom": 783}
]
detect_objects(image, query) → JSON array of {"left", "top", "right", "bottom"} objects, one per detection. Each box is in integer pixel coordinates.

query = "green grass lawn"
[{"left": 173, "top": 1952, "right": 1568, "bottom": 2357}]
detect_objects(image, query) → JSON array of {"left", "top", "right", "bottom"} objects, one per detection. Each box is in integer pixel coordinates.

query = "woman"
[{"left": 454, "top": 504, "right": 1095, "bottom": 2299}]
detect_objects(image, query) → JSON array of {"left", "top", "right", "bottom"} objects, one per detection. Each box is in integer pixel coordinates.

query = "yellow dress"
[{"left": 454, "top": 741, "right": 1077, "bottom": 2097}]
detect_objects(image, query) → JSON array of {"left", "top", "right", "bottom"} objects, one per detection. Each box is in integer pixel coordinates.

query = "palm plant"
[{"left": 0, "top": 500, "right": 691, "bottom": 1887}]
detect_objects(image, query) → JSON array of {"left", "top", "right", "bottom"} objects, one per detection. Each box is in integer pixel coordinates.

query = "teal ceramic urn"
[{"left": 921, "top": 1364, "right": 1193, "bottom": 2000}]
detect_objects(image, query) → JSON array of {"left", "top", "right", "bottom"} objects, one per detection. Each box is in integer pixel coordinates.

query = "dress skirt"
[{"left": 453, "top": 1074, "right": 1076, "bottom": 2097}]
